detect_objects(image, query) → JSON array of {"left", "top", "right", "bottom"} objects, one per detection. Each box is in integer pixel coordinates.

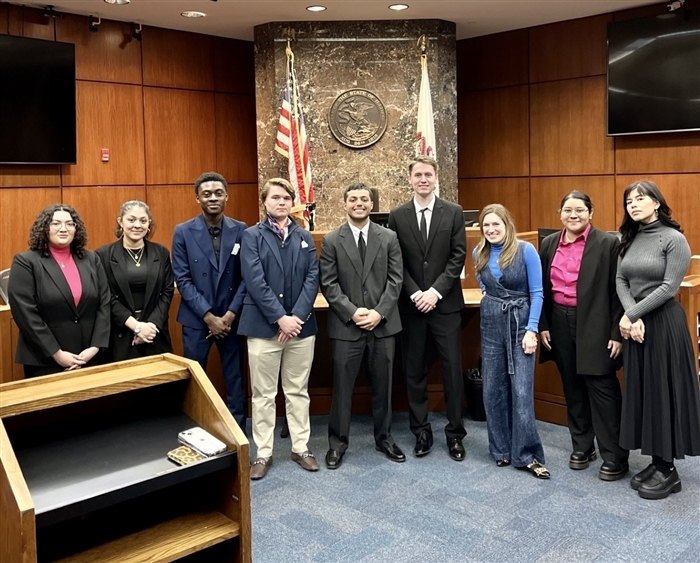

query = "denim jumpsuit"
[{"left": 478, "top": 243, "right": 545, "bottom": 467}]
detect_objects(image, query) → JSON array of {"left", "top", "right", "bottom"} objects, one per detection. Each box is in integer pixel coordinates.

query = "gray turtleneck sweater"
[{"left": 616, "top": 220, "right": 691, "bottom": 323}]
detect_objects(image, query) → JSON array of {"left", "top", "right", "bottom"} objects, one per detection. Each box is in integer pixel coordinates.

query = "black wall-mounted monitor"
[
  {"left": 607, "top": 9, "right": 700, "bottom": 136},
  {"left": 0, "top": 35, "right": 76, "bottom": 164}
]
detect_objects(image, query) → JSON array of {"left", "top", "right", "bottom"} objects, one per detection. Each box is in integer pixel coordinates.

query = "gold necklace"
[{"left": 125, "top": 246, "right": 144, "bottom": 267}]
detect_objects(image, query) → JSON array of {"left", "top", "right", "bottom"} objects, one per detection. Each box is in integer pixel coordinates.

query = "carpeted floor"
[{"left": 248, "top": 413, "right": 700, "bottom": 563}]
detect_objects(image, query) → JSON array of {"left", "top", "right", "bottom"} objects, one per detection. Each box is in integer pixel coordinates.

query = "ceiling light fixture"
[
  {"left": 389, "top": 4, "right": 409, "bottom": 10},
  {"left": 103, "top": 0, "right": 130, "bottom": 5},
  {"left": 181, "top": 11, "right": 206, "bottom": 18},
  {"left": 306, "top": 6, "right": 327, "bottom": 12},
  {"left": 666, "top": 0, "right": 684, "bottom": 11}
]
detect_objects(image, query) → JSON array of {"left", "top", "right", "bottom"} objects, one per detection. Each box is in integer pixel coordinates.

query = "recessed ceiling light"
[
  {"left": 181, "top": 11, "right": 206, "bottom": 18},
  {"left": 389, "top": 4, "right": 409, "bottom": 10},
  {"left": 306, "top": 6, "right": 327, "bottom": 12},
  {"left": 104, "top": 0, "right": 130, "bottom": 5}
]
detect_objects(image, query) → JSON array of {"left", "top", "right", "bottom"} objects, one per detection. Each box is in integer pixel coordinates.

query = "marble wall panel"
[{"left": 255, "top": 20, "right": 457, "bottom": 231}]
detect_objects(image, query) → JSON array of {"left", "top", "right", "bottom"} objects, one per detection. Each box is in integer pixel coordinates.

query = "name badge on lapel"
[
  {"left": 232, "top": 243, "right": 240, "bottom": 255},
  {"left": 301, "top": 241, "right": 309, "bottom": 249}
]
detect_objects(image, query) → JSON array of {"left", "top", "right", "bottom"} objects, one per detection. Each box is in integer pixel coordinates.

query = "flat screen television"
[
  {"left": 0, "top": 35, "right": 76, "bottom": 164},
  {"left": 606, "top": 8, "right": 700, "bottom": 136}
]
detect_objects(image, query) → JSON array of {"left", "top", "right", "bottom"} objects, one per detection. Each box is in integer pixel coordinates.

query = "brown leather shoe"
[
  {"left": 291, "top": 450, "right": 320, "bottom": 471},
  {"left": 250, "top": 457, "right": 272, "bottom": 480}
]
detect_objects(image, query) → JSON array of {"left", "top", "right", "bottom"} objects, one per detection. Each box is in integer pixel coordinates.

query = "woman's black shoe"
[
  {"left": 637, "top": 468, "right": 682, "bottom": 500},
  {"left": 569, "top": 449, "right": 596, "bottom": 470},
  {"left": 630, "top": 463, "right": 656, "bottom": 490},
  {"left": 517, "top": 461, "right": 550, "bottom": 479},
  {"left": 496, "top": 459, "right": 511, "bottom": 467}
]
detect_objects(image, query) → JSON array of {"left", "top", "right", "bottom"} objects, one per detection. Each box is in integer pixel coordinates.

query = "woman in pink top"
[
  {"left": 538, "top": 191, "right": 629, "bottom": 481},
  {"left": 8, "top": 204, "right": 110, "bottom": 377}
]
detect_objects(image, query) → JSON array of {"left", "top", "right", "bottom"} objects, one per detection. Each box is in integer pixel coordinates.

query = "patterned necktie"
[
  {"left": 358, "top": 231, "right": 366, "bottom": 263},
  {"left": 419, "top": 208, "right": 428, "bottom": 243}
]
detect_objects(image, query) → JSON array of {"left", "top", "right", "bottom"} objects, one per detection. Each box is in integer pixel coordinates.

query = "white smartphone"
[{"left": 178, "top": 427, "right": 227, "bottom": 457}]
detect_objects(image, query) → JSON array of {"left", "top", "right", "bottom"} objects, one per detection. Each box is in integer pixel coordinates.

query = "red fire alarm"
[{"left": 101, "top": 148, "right": 110, "bottom": 162}]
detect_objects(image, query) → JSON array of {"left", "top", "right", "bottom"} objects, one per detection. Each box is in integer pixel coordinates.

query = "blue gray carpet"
[{"left": 249, "top": 413, "right": 700, "bottom": 563}]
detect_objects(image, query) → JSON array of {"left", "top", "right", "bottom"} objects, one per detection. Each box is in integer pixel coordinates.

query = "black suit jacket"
[
  {"left": 8, "top": 249, "right": 111, "bottom": 368},
  {"left": 388, "top": 197, "right": 466, "bottom": 315},
  {"left": 538, "top": 227, "right": 623, "bottom": 375},
  {"left": 320, "top": 222, "right": 403, "bottom": 341},
  {"left": 96, "top": 240, "right": 174, "bottom": 361}
]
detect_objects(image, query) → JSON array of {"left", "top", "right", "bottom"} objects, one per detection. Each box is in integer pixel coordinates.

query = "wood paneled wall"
[
  {"left": 0, "top": 4, "right": 259, "bottom": 270},
  {"left": 457, "top": 1, "right": 700, "bottom": 254}
]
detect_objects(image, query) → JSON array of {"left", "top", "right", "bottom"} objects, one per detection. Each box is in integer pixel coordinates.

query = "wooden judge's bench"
[{"left": 1, "top": 229, "right": 699, "bottom": 428}]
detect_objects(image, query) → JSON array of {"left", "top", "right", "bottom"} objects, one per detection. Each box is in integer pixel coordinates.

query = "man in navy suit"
[
  {"left": 238, "top": 178, "right": 319, "bottom": 480},
  {"left": 172, "top": 172, "right": 247, "bottom": 429}
]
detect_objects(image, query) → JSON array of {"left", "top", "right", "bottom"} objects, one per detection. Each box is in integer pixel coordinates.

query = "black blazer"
[
  {"left": 320, "top": 222, "right": 403, "bottom": 341},
  {"left": 8, "top": 249, "right": 111, "bottom": 368},
  {"left": 96, "top": 240, "right": 174, "bottom": 361},
  {"left": 538, "top": 227, "right": 623, "bottom": 375},
  {"left": 387, "top": 197, "right": 467, "bottom": 315}
]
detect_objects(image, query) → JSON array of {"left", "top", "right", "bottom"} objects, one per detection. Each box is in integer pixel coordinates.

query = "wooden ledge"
[{"left": 55, "top": 510, "right": 240, "bottom": 563}]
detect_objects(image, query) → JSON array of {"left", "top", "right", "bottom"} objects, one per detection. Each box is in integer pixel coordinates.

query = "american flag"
[
  {"left": 415, "top": 44, "right": 439, "bottom": 196},
  {"left": 275, "top": 45, "right": 315, "bottom": 229}
]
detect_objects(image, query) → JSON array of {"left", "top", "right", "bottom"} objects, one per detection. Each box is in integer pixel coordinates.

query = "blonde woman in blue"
[{"left": 473, "top": 204, "right": 549, "bottom": 479}]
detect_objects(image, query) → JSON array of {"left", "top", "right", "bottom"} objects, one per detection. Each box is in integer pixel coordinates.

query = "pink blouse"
[
  {"left": 550, "top": 224, "right": 591, "bottom": 307},
  {"left": 49, "top": 245, "right": 82, "bottom": 306}
]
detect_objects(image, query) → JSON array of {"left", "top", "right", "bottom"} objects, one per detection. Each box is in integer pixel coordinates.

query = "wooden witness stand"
[{"left": 0, "top": 354, "right": 251, "bottom": 563}]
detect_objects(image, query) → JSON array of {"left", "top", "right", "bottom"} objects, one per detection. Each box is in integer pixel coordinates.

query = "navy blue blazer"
[
  {"left": 172, "top": 214, "right": 247, "bottom": 329},
  {"left": 237, "top": 221, "right": 318, "bottom": 339}
]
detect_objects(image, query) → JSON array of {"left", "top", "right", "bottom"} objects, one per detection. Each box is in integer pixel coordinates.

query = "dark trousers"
[
  {"left": 550, "top": 304, "right": 628, "bottom": 463},
  {"left": 401, "top": 310, "right": 466, "bottom": 440},
  {"left": 182, "top": 325, "right": 246, "bottom": 430},
  {"left": 328, "top": 332, "right": 396, "bottom": 452}
]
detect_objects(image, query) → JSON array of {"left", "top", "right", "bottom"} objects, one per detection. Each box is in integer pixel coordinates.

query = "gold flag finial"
[{"left": 417, "top": 34, "right": 427, "bottom": 56}]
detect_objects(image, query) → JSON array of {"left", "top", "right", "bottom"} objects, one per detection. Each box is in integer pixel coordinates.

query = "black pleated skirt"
[{"left": 620, "top": 299, "right": 700, "bottom": 460}]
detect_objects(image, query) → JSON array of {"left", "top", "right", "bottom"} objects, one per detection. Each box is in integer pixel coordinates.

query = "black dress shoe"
[
  {"left": 447, "top": 438, "right": 465, "bottom": 461},
  {"left": 569, "top": 449, "right": 597, "bottom": 470},
  {"left": 496, "top": 459, "right": 511, "bottom": 467},
  {"left": 376, "top": 443, "right": 406, "bottom": 463},
  {"left": 280, "top": 418, "right": 289, "bottom": 439},
  {"left": 325, "top": 449, "right": 343, "bottom": 469},
  {"left": 414, "top": 431, "right": 433, "bottom": 457},
  {"left": 599, "top": 460, "right": 629, "bottom": 481},
  {"left": 630, "top": 463, "right": 657, "bottom": 491},
  {"left": 637, "top": 468, "right": 682, "bottom": 500}
]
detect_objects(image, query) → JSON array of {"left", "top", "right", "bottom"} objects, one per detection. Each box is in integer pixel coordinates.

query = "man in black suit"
[
  {"left": 388, "top": 156, "right": 467, "bottom": 461},
  {"left": 320, "top": 183, "right": 405, "bottom": 469}
]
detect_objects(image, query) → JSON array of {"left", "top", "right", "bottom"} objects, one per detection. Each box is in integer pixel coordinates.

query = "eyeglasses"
[
  {"left": 49, "top": 221, "right": 76, "bottom": 230},
  {"left": 560, "top": 208, "right": 589, "bottom": 216}
]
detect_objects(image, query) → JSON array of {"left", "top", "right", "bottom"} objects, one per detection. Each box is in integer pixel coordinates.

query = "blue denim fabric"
[{"left": 479, "top": 244, "right": 545, "bottom": 467}]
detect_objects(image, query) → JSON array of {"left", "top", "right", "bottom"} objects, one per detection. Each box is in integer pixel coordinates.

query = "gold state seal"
[{"left": 329, "top": 89, "right": 387, "bottom": 149}]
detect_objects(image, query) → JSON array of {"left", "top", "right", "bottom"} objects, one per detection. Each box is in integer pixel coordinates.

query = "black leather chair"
[{"left": 0, "top": 268, "right": 9, "bottom": 305}]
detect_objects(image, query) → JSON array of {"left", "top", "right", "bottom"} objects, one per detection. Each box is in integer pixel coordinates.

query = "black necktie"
[
  {"left": 419, "top": 208, "right": 428, "bottom": 243},
  {"left": 358, "top": 231, "right": 366, "bottom": 263},
  {"left": 208, "top": 225, "right": 221, "bottom": 261}
]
